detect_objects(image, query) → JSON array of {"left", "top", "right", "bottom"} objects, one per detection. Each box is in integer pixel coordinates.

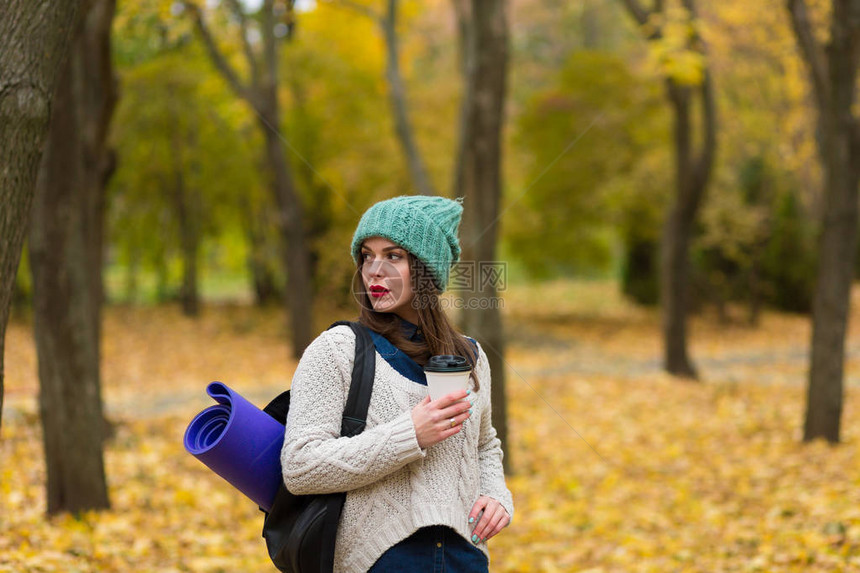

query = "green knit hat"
[{"left": 350, "top": 195, "right": 464, "bottom": 292}]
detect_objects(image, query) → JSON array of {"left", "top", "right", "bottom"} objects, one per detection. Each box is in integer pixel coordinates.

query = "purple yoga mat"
[{"left": 184, "top": 382, "right": 284, "bottom": 512}]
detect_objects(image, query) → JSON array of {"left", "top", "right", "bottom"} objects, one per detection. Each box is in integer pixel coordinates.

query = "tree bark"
[
  {"left": 187, "top": 0, "right": 313, "bottom": 356},
  {"left": 455, "top": 0, "right": 511, "bottom": 474},
  {"left": 79, "top": 0, "right": 117, "bottom": 339},
  {"left": 0, "top": 0, "right": 81, "bottom": 431},
  {"left": 382, "top": 0, "right": 436, "bottom": 196},
  {"left": 788, "top": 0, "right": 860, "bottom": 443},
  {"left": 242, "top": 198, "right": 282, "bottom": 306},
  {"left": 621, "top": 0, "right": 716, "bottom": 380},
  {"left": 28, "top": 0, "right": 115, "bottom": 514},
  {"left": 167, "top": 87, "right": 200, "bottom": 317},
  {"left": 336, "top": 0, "right": 436, "bottom": 196},
  {"left": 451, "top": 0, "right": 472, "bottom": 199}
]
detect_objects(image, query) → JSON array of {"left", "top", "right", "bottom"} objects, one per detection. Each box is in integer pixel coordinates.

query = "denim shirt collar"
[{"left": 398, "top": 317, "right": 423, "bottom": 343}]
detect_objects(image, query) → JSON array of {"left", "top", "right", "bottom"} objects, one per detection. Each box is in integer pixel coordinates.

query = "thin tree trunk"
[
  {"left": 455, "top": 0, "right": 511, "bottom": 474},
  {"left": 187, "top": 0, "right": 313, "bottom": 356},
  {"left": 382, "top": 0, "right": 436, "bottom": 196},
  {"left": 168, "top": 91, "right": 200, "bottom": 317},
  {"left": 242, "top": 198, "right": 281, "bottom": 306},
  {"left": 621, "top": 0, "right": 716, "bottom": 380},
  {"left": 451, "top": 0, "right": 472, "bottom": 199},
  {"left": 260, "top": 113, "right": 313, "bottom": 355},
  {"left": 0, "top": 0, "right": 81, "bottom": 432},
  {"left": 124, "top": 245, "right": 140, "bottom": 303},
  {"left": 29, "top": 0, "right": 116, "bottom": 513},
  {"left": 78, "top": 0, "right": 117, "bottom": 336},
  {"left": 662, "top": 83, "right": 698, "bottom": 378},
  {"left": 582, "top": 0, "right": 601, "bottom": 50},
  {"left": 336, "top": 0, "right": 436, "bottom": 196}
]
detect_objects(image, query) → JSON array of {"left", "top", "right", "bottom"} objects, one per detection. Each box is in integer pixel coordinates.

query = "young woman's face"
[{"left": 359, "top": 237, "right": 419, "bottom": 323}]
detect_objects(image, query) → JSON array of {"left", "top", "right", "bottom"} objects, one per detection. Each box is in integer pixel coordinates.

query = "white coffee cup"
[{"left": 424, "top": 355, "right": 472, "bottom": 401}]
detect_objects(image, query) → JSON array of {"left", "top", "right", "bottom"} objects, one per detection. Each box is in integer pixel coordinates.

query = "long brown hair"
[{"left": 351, "top": 251, "right": 480, "bottom": 390}]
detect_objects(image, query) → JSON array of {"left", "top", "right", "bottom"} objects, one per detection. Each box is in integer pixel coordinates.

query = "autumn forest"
[{"left": 1, "top": 0, "right": 860, "bottom": 571}]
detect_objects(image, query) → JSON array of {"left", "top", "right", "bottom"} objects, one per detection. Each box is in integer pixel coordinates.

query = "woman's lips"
[{"left": 369, "top": 285, "right": 389, "bottom": 298}]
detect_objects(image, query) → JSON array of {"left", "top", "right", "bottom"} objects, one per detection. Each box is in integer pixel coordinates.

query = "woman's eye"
[{"left": 388, "top": 253, "right": 402, "bottom": 260}]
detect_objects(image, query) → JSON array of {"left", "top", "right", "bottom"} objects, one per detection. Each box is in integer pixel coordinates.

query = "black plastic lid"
[{"left": 424, "top": 355, "right": 471, "bottom": 372}]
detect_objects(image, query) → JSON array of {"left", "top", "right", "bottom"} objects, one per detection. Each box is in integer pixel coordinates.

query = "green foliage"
[
  {"left": 645, "top": 5, "right": 706, "bottom": 86},
  {"left": 89, "top": 0, "right": 825, "bottom": 315},
  {"left": 620, "top": 234, "right": 659, "bottom": 306},
  {"left": 691, "top": 156, "right": 815, "bottom": 315},
  {"left": 508, "top": 51, "right": 665, "bottom": 280},
  {"left": 759, "top": 186, "right": 816, "bottom": 313},
  {"left": 112, "top": 0, "right": 194, "bottom": 67},
  {"left": 108, "top": 38, "right": 265, "bottom": 303}
]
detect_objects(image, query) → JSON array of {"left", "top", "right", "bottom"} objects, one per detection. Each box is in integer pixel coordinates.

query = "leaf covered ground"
[{"left": 2, "top": 281, "right": 859, "bottom": 572}]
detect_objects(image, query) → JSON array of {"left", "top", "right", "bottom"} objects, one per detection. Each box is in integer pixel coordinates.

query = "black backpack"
[{"left": 260, "top": 321, "right": 375, "bottom": 573}]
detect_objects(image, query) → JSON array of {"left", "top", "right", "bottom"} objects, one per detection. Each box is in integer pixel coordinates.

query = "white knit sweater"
[{"left": 281, "top": 325, "right": 514, "bottom": 572}]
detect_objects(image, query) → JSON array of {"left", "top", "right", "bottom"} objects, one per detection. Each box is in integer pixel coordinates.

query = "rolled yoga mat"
[{"left": 184, "top": 382, "right": 284, "bottom": 512}]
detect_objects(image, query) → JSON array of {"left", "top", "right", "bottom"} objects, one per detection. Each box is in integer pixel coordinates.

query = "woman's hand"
[
  {"left": 411, "top": 390, "right": 472, "bottom": 449},
  {"left": 468, "top": 495, "right": 510, "bottom": 544}
]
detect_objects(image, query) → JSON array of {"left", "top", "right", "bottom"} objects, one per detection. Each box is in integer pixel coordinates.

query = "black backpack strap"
[
  {"left": 335, "top": 321, "right": 375, "bottom": 437},
  {"left": 318, "top": 320, "right": 375, "bottom": 572}
]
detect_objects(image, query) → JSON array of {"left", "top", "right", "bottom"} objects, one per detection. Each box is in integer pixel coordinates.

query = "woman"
[{"left": 282, "top": 195, "right": 513, "bottom": 572}]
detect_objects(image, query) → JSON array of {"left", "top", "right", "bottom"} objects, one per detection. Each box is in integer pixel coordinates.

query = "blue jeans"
[{"left": 368, "top": 525, "right": 489, "bottom": 572}]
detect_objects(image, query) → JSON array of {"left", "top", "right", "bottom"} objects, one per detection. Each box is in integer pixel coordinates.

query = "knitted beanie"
[{"left": 350, "top": 195, "right": 464, "bottom": 292}]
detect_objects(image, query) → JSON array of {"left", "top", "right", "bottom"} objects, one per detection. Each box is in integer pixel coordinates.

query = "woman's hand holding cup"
[{"left": 411, "top": 389, "right": 472, "bottom": 449}]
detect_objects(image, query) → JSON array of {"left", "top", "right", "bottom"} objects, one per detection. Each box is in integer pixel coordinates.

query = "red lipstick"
[{"left": 369, "top": 285, "right": 390, "bottom": 298}]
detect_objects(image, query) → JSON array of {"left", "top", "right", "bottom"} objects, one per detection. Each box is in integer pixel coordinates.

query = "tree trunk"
[
  {"left": 787, "top": 0, "right": 860, "bottom": 443},
  {"left": 451, "top": 0, "right": 472, "bottom": 199},
  {"left": 168, "top": 93, "right": 200, "bottom": 317},
  {"left": 792, "top": 0, "right": 860, "bottom": 443},
  {"left": 260, "top": 111, "right": 313, "bottom": 357},
  {"left": 187, "top": 0, "right": 314, "bottom": 356},
  {"left": 78, "top": 0, "right": 117, "bottom": 335},
  {"left": 581, "top": 0, "right": 601, "bottom": 50},
  {"left": 661, "top": 82, "right": 698, "bottom": 379},
  {"left": 382, "top": 0, "right": 436, "bottom": 196},
  {"left": 805, "top": 135, "right": 857, "bottom": 441},
  {"left": 455, "top": 0, "right": 511, "bottom": 474},
  {"left": 242, "top": 200, "right": 281, "bottom": 306},
  {"left": 620, "top": 0, "right": 717, "bottom": 381},
  {"left": 28, "top": 0, "right": 115, "bottom": 514},
  {"left": 0, "top": 0, "right": 81, "bottom": 431}
]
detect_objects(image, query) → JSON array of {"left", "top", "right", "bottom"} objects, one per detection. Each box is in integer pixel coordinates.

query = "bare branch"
[
  {"left": 786, "top": 0, "right": 829, "bottom": 110},
  {"left": 183, "top": 2, "right": 256, "bottom": 107},
  {"left": 621, "top": 0, "right": 663, "bottom": 40},
  {"left": 620, "top": 0, "right": 651, "bottom": 27},
  {"left": 223, "top": 0, "right": 261, "bottom": 87}
]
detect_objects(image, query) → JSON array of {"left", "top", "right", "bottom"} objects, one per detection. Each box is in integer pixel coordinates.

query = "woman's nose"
[{"left": 367, "top": 258, "right": 385, "bottom": 276}]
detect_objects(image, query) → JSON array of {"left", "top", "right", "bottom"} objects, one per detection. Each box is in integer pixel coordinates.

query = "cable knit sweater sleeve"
[
  {"left": 281, "top": 327, "right": 426, "bottom": 495},
  {"left": 475, "top": 341, "right": 515, "bottom": 522}
]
